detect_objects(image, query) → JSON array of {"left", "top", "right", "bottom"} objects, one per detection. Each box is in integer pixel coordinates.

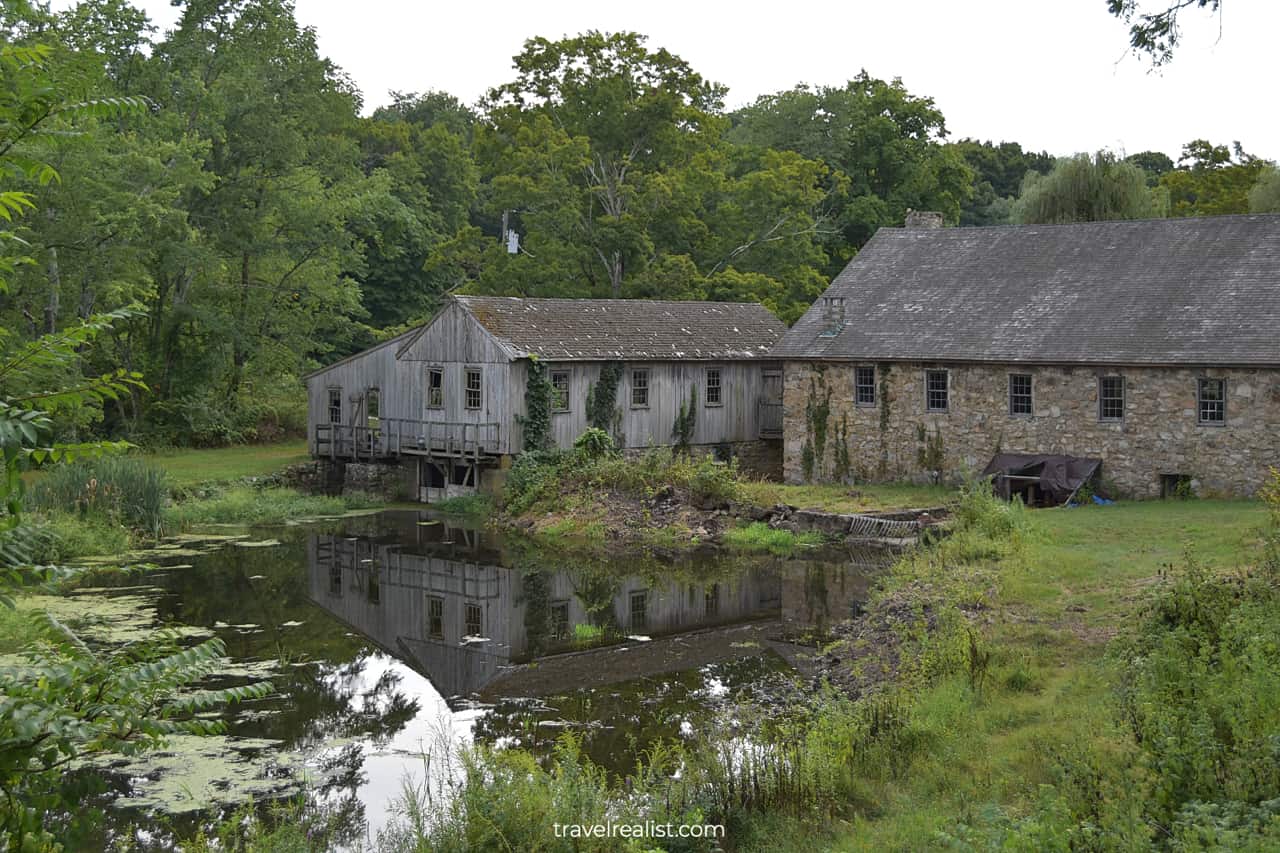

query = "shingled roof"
[
  {"left": 773, "top": 214, "right": 1280, "bottom": 367},
  {"left": 454, "top": 296, "right": 786, "bottom": 361}
]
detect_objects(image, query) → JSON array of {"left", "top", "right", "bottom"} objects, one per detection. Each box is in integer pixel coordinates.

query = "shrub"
[
  {"left": 573, "top": 427, "right": 615, "bottom": 460},
  {"left": 27, "top": 455, "right": 169, "bottom": 538},
  {"left": 722, "top": 522, "right": 824, "bottom": 556}
]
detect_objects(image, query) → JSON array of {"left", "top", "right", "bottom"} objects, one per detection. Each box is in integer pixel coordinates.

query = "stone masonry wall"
[{"left": 782, "top": 361, "right": 1280, "bottom": 498}]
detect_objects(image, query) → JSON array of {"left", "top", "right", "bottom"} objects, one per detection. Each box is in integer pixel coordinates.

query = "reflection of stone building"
[{"left": 305, "top": 524, "right": 781, "bottom": 701}]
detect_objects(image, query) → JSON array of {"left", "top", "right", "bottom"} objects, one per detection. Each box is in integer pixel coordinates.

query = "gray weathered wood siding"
[
  {"left": 306, "top": 300, "right": 778, "bottom": 457},
  {"left": 306, "top": 303, "right": 520, "bottom": 455},
  {"left": 527, "top": 360, "right": 776, "bottom": 453},
  {"left": 304, "top": 333, "right": 422, "bottom": 455}
]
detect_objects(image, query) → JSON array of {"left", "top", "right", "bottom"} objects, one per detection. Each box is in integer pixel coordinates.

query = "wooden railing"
[
  {"left": 315, "top": 418, "right": 501, "bottom": 462},
  {"left": 759, "top": 400, "right": 784, "bottom": 437}
]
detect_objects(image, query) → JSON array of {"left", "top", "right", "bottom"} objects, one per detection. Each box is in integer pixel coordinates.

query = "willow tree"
[
  {"left": 1250, "top": 169, "right": 1280, "bottom": 214},
  {"left": 1012, "top": 152, "right": 1166, "bottom": 224}
]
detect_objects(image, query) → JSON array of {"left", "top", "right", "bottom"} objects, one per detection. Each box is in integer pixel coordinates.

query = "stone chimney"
[{"left": 905, "top": 210, "right": 944, "bottom": 230}]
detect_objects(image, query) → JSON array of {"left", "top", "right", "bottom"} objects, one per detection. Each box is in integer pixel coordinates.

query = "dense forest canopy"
[{"left": 0, "top": 0, "right": 1275, "bottom": 448}]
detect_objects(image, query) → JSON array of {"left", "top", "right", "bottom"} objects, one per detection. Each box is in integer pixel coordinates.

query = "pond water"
[{"left": 52, "top": 510, "right": 894, "bottom": 848}]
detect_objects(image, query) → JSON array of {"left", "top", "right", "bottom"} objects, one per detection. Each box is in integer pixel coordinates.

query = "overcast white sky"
[{"left": 103, "top": 0, "right": 1280, "bottom": 161}]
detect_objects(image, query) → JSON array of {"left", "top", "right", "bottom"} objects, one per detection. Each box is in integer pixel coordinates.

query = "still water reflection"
[{"left": 72, "top": 509, "right": 892, "bottom": 843}]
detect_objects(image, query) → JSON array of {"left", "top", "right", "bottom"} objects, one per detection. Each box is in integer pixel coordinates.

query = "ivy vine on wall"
[
  {"left": 586, "top": 361, "right": 623, "bottom": 437},
  {"left": 803, "top": 370, "right": 832, "bottom": 481},
  {"left": 518, "top": 357, "right": 554, "bottom": 451},
  {"left": 672, "top": 385, "right": 697, "bottom": 454}
]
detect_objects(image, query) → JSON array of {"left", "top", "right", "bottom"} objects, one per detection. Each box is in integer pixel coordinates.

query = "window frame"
[
  {"left": 630, "top": 368, "right": 650, "bottom": 409},
  {"left": 704, "top": 367, "right": 722, "bottom": 407},
  {"left": 1098, "top": 375, "right": 1125, "bottom": 422},
  {"left": 854, "top": 365, "right": 877, "bottom": 408},
  {"left": 1008, "top": 373, "right": 1033, "bottom": 417},
  {"left": 426, "top": 366, "right": 444, "bottom": 410},
  {"left": 550, "top": 370, "right": 571, "bottom": 413},
  {"left": 464, "top": 602, "right": 482, "bottom": 637},
  {"left": 551, "top": 600, "right": 570, "bottom": 640},
  {"left": 629, "top": 590, "right": 648, "bottom": 630},
  {"left": 1196, "top": 377, "right": 1226, "bottom": 426},
  {"left": 925, "top": 369, "right": 949, "bottom": 413},
  {"left": 366, "top": 387, "right": 380, "bottom": 427},
  {"left": 427, "top": 595, "right": 444, "bottom": 639},
  {"left": 464, "top": 367, "right": 483, "bottom": 411},
  {"left": 327, "top": 387, "right": 343, "bottom": 424}
]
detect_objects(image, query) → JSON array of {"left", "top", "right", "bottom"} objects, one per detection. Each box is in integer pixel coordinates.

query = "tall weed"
[{"left": 28, "top": 455, "right": 169, "bottom": 538}]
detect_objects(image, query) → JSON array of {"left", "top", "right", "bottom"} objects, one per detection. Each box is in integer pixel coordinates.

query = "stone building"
[{"left": 770, "top": 214, "right": 1280, "bottom": 498}]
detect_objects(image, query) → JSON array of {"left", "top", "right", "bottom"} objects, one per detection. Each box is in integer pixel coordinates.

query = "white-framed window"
[
  {"left": 630, "top": 369, "right": 649, "bottom": 408},
  {"left": 426, "top": 367, "right": 444, "bottom": 409},
  {"left": 855, "top": 366, "right": 876, "bottom": 407},
  {"left": 925, "top": 370, "right": 949, "bottom": 412},
  {"left": 705, "top": 368, "right": 722, "bottom": 406},
  {"left": 1099, "top": 375, "right": 1125, "bottom": 422},
  {"left": 551, "top": 370, "right": 570, "bottom": 413},
  {"left": 464, "top": 368, "right": 482, "bottom": 410},
  {"left": 327, "top": 388, "right": 342, "bottom": 424},
  {"left": 1197, "top": 378, "right": 1225, "bottom": 425},
  {"left": 1008, "top": 374, "right": 1032, "bottom": 416}
]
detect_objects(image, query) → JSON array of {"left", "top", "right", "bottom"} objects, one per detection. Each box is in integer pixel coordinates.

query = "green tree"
[
  {"left": 1160, "top": 140, "right": 1269, "bottom": 217},
  {"left": 1013, "top": 151, "right": 1167, "bottom": 224},
  {"left": 1125, "top": 150, "right": 1175, "bottom": 187},
  {"left": 951, "top": 139, "right": 1055, "bottom": 226},
  {"left": 1248, "top": 168, "right": 1280, "bottom": 214},
  {"left": 730, "top": 74, "right": 974, "bottom": 253},
  {"left": 0, "top": 29, "right": 270, "bottom": 848}
]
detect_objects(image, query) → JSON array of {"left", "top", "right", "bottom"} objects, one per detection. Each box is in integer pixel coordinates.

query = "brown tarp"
[{"left": 981, "top": 453, "right": 1103, "bottom": 505}]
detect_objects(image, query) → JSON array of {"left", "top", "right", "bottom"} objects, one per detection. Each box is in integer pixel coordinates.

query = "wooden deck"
[{"left": 315, "top": 417, "right": 501, "bottom": 463}]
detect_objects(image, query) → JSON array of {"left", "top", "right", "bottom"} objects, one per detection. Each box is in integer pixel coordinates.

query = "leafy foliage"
[
  {"left": 672, "top": 384, "right": 697, "bottom": 455},
  {"left": 1108, "top": 0, "right": 1221, "bottom": 65},
  {"left": 518, "top": 358, "right": 553, "bottom": 451},
  {"left": 1013, "top": 151, "right": 1167, "bottom": 223},
  {"left": 0, "top": 619, "right": 272, "bottom": 848}
]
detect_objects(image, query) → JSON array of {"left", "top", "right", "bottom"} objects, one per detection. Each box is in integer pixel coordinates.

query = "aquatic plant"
[{"left": 28, "top": 455, "right": 170, "bottom": 538}]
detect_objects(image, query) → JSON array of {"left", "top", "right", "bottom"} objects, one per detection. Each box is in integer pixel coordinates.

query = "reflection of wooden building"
[{"left": 306, "top": 529, "right": 781, "bottom": 701}]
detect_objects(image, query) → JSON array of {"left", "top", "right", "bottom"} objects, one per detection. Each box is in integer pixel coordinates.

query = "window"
[
  {"left": 426, "top": 367, "right": 443, "bottom": 409},
  {"left": 551, "top": 601, "right": 570, "bottom": 640},
  {"left": 1099, "top": 376, "right": 1125, "bottom": 421},
  {"left": 629, "top": 590, "right": 647, "bottom": 630},
  {"left": 1197, "top": 378, "right": 1225, "bottom": 425},
  {"left": 925, "top": 370, "right": 949, "bottom": 412},
  {"left": 855, "top": 366, "right": 876, "bottom": 407},
  {"left": 551, "top": 370, "right": 570, "bottom": 413},
  {"left": 327, "top": 388, "right": 342, "bottom": 424},
  {"left": 631, "top": 369, "right": 649, "bottom": 408},
  {"left": 366, "top": 388, "right": 380, "bottom": 428},
  {"left": 464, "top": 368, "right": 482, "bottom": 410},
  {"left": 705, "top": 584, "right": 720, "bottom": 618},
  {"left": 427, "top": 596, "right": 444, "bottom": 639},
  {"left": 705, "top": 368, "right": 722, "bottom": 406},
  {"left": 464, "top": 602, "right": 482, "bottom": 637},
  {"left": 1008, "top": 374, "right": 1033, "bottom": 416}
]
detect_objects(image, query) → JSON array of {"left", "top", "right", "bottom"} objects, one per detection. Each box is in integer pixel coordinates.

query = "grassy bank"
[
  {"left": 739, "top": 480, "right": 953, "bottom": 514},
  {"left": 143, "top": 440, "right": 309, "bottom": 486},
  {"left": 384, "top": 487, "right": 1274, "bottom": 851},
  {"left": 23, "top": 443, "right": 377, "bottom": 560}
]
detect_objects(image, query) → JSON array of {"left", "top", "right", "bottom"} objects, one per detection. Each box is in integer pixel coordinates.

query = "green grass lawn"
[
  {"left": 740, "top": 479, "right": 955, "bottom": 513},
  {"left": 820, "top": 496, "right": 1271, "bottom": 850},
  {"left": 143, "top": 440, "right": 309, "bottom": 486}
]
